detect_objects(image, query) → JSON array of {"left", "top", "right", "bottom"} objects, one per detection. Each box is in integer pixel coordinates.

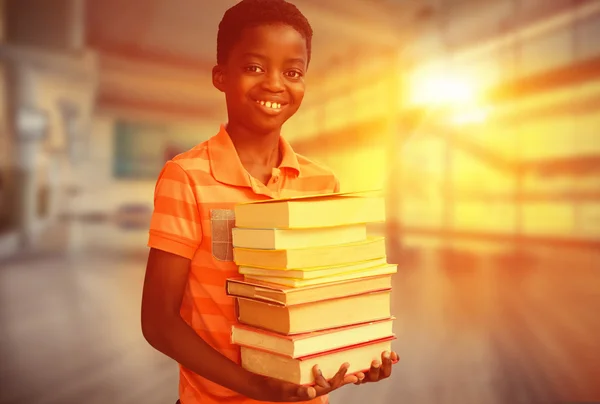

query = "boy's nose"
[{"left": 261, "top": 72, "right": 285, "bottom": 92}]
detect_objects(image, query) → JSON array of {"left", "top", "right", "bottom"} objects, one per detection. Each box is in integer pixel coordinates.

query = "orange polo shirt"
[{"left": 148, "top": 124, "right": 339, "bottom": 404}]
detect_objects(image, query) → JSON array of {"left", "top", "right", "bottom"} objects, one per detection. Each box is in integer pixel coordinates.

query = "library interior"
[{"left": 0, "top": 0, "right": 599, "bottom": 403}]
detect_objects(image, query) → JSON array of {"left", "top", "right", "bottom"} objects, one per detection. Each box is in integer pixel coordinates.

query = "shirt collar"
[
  {"left": 208, "top": 124, "right": 300, "bottom": 187},
  {"left": 278, "top": 133, "right": 301, "bottom": 175}
]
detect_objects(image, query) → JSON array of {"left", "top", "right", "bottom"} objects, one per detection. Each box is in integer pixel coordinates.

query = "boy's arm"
[
  {"left": 141, "top": 248, "right": 355, "bottom": 401},
  {"left": 141, "top": 161, "right": 273, "bottom": 399},
  {"left": 141, "top": 248, "right": 263, "bottom": 398}
]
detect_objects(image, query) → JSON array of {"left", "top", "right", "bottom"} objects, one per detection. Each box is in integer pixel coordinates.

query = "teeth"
[{"left": 256, "top": 100, "right": 282, "bottom": 109}]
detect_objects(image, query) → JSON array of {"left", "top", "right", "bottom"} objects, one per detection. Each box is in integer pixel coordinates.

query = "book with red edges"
[
  {"left": 235, "top": 289, "right": 392, "bottom": 335},
  {"left": 225, "top": 273, "right": 394, "bottom": 306},
  {"left": 231, "top": 317, "right": 395, "bottom": 358},
  {"left": 240, "top": 335, "right": 398, "bottom": 385}
]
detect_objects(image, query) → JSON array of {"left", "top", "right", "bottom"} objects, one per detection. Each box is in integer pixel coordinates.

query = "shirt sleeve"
[{"left": 147, "top": 160, "right": 202, "bottom": 259}]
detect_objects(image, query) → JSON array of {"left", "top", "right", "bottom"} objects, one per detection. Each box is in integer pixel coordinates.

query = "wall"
[
  {"left": 287, "top": 0, "right": 600, "bottom": 257},
  {"left": 70, "top": 114, "right": 220, "bottom": 252},
  {"left": 5, "top": 0, "right": 83, "bottom": 51},
  {"left": 74, "top": 115, "right": 219, "bottom": 213},
  {"left": 0, "top": 60, "right": 11, "bottom": 227},
  {"left": 400, "top": 1, "right": 600, "bottom": 242},
  {"left": 0, "top": 43, "right": 99, "bottom": 257},
  {"left": 287, "top": 53, "right": 397, "bottom": 193}
]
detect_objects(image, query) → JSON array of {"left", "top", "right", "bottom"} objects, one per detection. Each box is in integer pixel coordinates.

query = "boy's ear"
[{"left": 212, "top": 65, "right": 225, "bottom": 92}]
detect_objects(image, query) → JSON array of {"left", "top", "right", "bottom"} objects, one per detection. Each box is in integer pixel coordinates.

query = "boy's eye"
[
  {"left": 245, "top": 65, "right": 264, "bottom": 73},
  {"left": 285, "top": 70, "right": 303, "bottom": 79}
]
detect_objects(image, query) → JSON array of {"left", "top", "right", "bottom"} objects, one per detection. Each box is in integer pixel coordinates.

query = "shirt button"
[{"left": 273, "top": 176, "right": 279, "bottom": 183}]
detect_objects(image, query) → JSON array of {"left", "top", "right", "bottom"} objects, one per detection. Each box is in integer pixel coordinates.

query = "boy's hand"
[
  {"left": 256, "top": 362, "right": 361, "bottom": 402},
  {"left": 354, "top": 351, "right": 399, "bottom": 385}
]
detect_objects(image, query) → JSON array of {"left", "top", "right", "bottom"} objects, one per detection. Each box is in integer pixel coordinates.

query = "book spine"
[
  {"left": 237, "top": 335, "right": 396, "bottom": 360},
  {"left": 233, "top": 287, "right": 392, "bottom": 307}
]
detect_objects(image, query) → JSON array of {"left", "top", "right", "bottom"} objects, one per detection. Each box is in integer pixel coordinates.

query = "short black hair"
[{"left": 216, "top": 0, "right": 313, "bottom": 67}]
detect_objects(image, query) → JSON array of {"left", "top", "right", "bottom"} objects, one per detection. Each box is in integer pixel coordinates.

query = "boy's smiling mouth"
[{"left": 252, "top": 98, "right": 287, "bottom": 115}]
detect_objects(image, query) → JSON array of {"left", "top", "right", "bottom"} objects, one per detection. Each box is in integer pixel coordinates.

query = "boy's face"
[{"left": 213, "top": 23, "right": 308, "bottom": 134}]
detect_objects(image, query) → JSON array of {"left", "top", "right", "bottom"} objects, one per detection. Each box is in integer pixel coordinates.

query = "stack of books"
[{"left": 226, "top": 192, "right": 397, "bottom": 385}]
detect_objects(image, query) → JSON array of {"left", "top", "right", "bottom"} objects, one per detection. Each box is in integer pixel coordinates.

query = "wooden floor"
[{"left": 0, "top": 245, "right": 599, "bottom": 404}]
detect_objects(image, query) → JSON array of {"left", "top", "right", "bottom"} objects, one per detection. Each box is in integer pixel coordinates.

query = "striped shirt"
[{"left": 148, "top": 124, "right": 339, "bottom": 404}]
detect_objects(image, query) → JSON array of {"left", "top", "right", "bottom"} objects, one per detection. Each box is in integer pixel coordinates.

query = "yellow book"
[
  {"left": 244, "top": 263, "right": 397, "bottom": 288},
  {"left": 240, "top": 336, "right": 395, "bottom": 385},
  {"left": 236, "top": 289, "right": 391, "bottom": 335},
  {"left": 238, "top": 258, "right": 388, "bottom": 278},
  {"left": 231, "top": 318, "right": 395, "bottom": 359},
  {"left": 226, "top": 274, "right": 393, "bottom": 306},
  {"left": 234, "top": 192, "right": 385, "bottom": 229},
  {"left": 232, "top": 223, "right": 367, "bottom": 250},
  {"left": 233, "top": 237, "right": 386, "bottom": 269}
]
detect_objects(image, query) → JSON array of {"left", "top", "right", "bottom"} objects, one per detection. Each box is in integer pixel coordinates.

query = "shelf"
[
  {"left": 96, "top": 93, "right": 220, "bottom": 121},
  {"left": 291, "top": 118, "right": 389, "bottom": 154},
  {"left": 429, "top": 126, "right": 517, "bottom": 174},
  {"left": 520, "top": 155, "right": 600, "bottom": 177},
  {"left": 488, "top": 56, "right": 600, "bottom": 102},
  {"left": 398, "top": 225, "right": 600, "bottom": 250},
  {"left": 291, "top": 47, "right": 600, "bottom": 178},
  {"left": 452, "top": 189, "right": 600, "bottom": 203},
  {"left": 490, "top": 91, "right": 600, "bottom": 126}
]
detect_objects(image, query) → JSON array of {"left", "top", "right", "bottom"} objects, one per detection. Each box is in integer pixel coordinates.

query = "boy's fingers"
[
  {"left": 312, "top": 365, "right": 330, "bottom": 389},
  {"left": 294, "top": 385, "right": 316, "bottom": 400},
  {"left": 343, "top": 374, "right": 359, "bottom": 385},
  {"left": 381, "top": 351, "right": 392, "bottom": 379},
  {"left": 354, "top": 372, "right": 365, "bottom": 385},
  {"left": 368, "top": 360, "right": 381, "bottom": 382},
  {"left": 329, "top": 363, "right": 350, "bottom": 388}
]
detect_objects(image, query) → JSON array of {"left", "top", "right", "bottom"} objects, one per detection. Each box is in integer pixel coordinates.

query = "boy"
[{"left": 140, "top": 1, "right": 399, "bottom": 403}]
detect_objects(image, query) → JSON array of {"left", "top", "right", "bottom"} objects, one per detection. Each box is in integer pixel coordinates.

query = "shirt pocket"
[{"left": 209, "top": 209, "right": 235, "bottom": 262}]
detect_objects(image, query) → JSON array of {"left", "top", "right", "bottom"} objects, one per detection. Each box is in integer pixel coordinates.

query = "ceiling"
[
  {"left": 85, "top": 0, "right": 435, "bottom": 121},
  {"left": 86, "top": 0, "right": 430, "bottom": 72}
]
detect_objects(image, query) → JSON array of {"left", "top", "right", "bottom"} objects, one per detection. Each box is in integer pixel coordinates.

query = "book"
[
  {"left": 238, "top": 258, "right": 388, "bottom": 278},
  {"left": 233, "top": 237, "right": 386, "bottom": 269},
  {"left": 226, "top": 274, "right": 393, "bottom": 306},
  {"left": 232, "top": 223, "right": 367, "bottom": 250},
  {"left": 234, "top": 193, "right": 385, "bottom": 229},
  {"left": 228, "top": 190, "right": 397, "bottom": 384},
  {"left": 244, "top": 263, "right": 397, "bottom": 288},
  {"left": 240, "top": 336, "right": 396, "bottom": 385},
  {"left": 231, "top": 317, "right": 395, "bottom": 358},
  {"left": 236, "top": 289, "right": 391, "bottom": 335}
]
